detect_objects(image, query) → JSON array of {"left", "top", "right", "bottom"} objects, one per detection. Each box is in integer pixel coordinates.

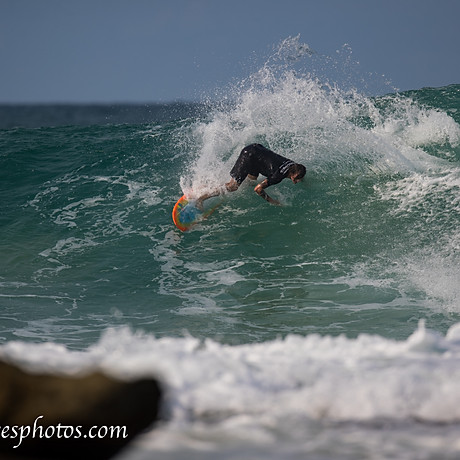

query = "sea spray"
[{"left": 180, "top": 36, "right": 458, "bottom": 198}]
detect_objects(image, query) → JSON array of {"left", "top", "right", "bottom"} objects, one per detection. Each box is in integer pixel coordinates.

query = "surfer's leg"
[
  {"left": 225, "top": 178, "right": 239, "bottom": 192},
  {"left": 195, "top": 181, "right": 235, "bottom": 210},
  {"left": 195, "top": 189, "right": 220, "bottom": 210},
  {"left": 229, "top": 148, "right": 256, "bottom": 185},
  {"left": 196, "top": 148, "right": 253, "bottom": 209}
]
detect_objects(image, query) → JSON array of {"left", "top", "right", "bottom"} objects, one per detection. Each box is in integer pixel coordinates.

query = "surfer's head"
[{"left": 288, "top": 163, "right": 306, "bottom": 183}]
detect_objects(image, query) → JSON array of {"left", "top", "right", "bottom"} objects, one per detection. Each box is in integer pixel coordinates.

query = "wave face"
[{"left": 1, "top": 36, "right": 459, "bottom": 459}]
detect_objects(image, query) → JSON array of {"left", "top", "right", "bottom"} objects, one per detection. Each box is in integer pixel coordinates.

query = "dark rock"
[{"left": 0, "top": 359, "right": 162, "bottom": 459}]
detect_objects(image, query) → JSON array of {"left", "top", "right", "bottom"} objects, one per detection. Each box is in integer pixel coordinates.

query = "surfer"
[{"left": 196, "top": 143, "right": 306, "bottom": 207}]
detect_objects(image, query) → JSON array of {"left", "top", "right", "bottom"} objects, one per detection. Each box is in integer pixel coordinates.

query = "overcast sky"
[{"left": 1, "top": 0, "right": 459, "bottom": 103}]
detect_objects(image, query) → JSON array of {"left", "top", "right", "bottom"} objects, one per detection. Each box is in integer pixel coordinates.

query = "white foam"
[
  {"left": 370, "top": 96, "right": 460, "bottom": 158},
  {"left": 180, "top": 38, "right": 458, "bottom": 196},
  {"left": 373, "top": 168, "right": 460, "bottom": 312},
  {"left": 39, "top": 236, "right": 98, "bottom": 258},
  {"left": 2, "top": 322, "right": 460, "bottom": 457},
  {"left": 376, "top": 168, "right": 460, "bottom": 218},
  {"left": 2, "top": 321, "right": 460, "bottom": 422}
]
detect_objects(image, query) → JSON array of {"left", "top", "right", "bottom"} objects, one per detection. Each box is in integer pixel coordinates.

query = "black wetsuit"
[{"left": 230, "top": 144, "right": 295, "bottom": 186}]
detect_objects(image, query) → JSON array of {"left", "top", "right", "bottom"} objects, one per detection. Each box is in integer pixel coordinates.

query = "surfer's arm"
[{"left": 254, "top": 180, "right": 281, "bottom": 206}]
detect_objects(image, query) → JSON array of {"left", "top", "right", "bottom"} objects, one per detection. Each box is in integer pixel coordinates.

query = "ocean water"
[{"left": 1, "top": 38, "right": 460, "bottom": 459}]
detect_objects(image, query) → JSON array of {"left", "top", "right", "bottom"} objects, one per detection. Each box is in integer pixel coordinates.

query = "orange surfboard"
[{"left": 172, "top": 195, "right": 220, "bottom": 231}]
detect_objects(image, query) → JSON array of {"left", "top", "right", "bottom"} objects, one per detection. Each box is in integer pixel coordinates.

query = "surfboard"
[{"left": 172, "top": 195, "right": 219, "bottom": 231}]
